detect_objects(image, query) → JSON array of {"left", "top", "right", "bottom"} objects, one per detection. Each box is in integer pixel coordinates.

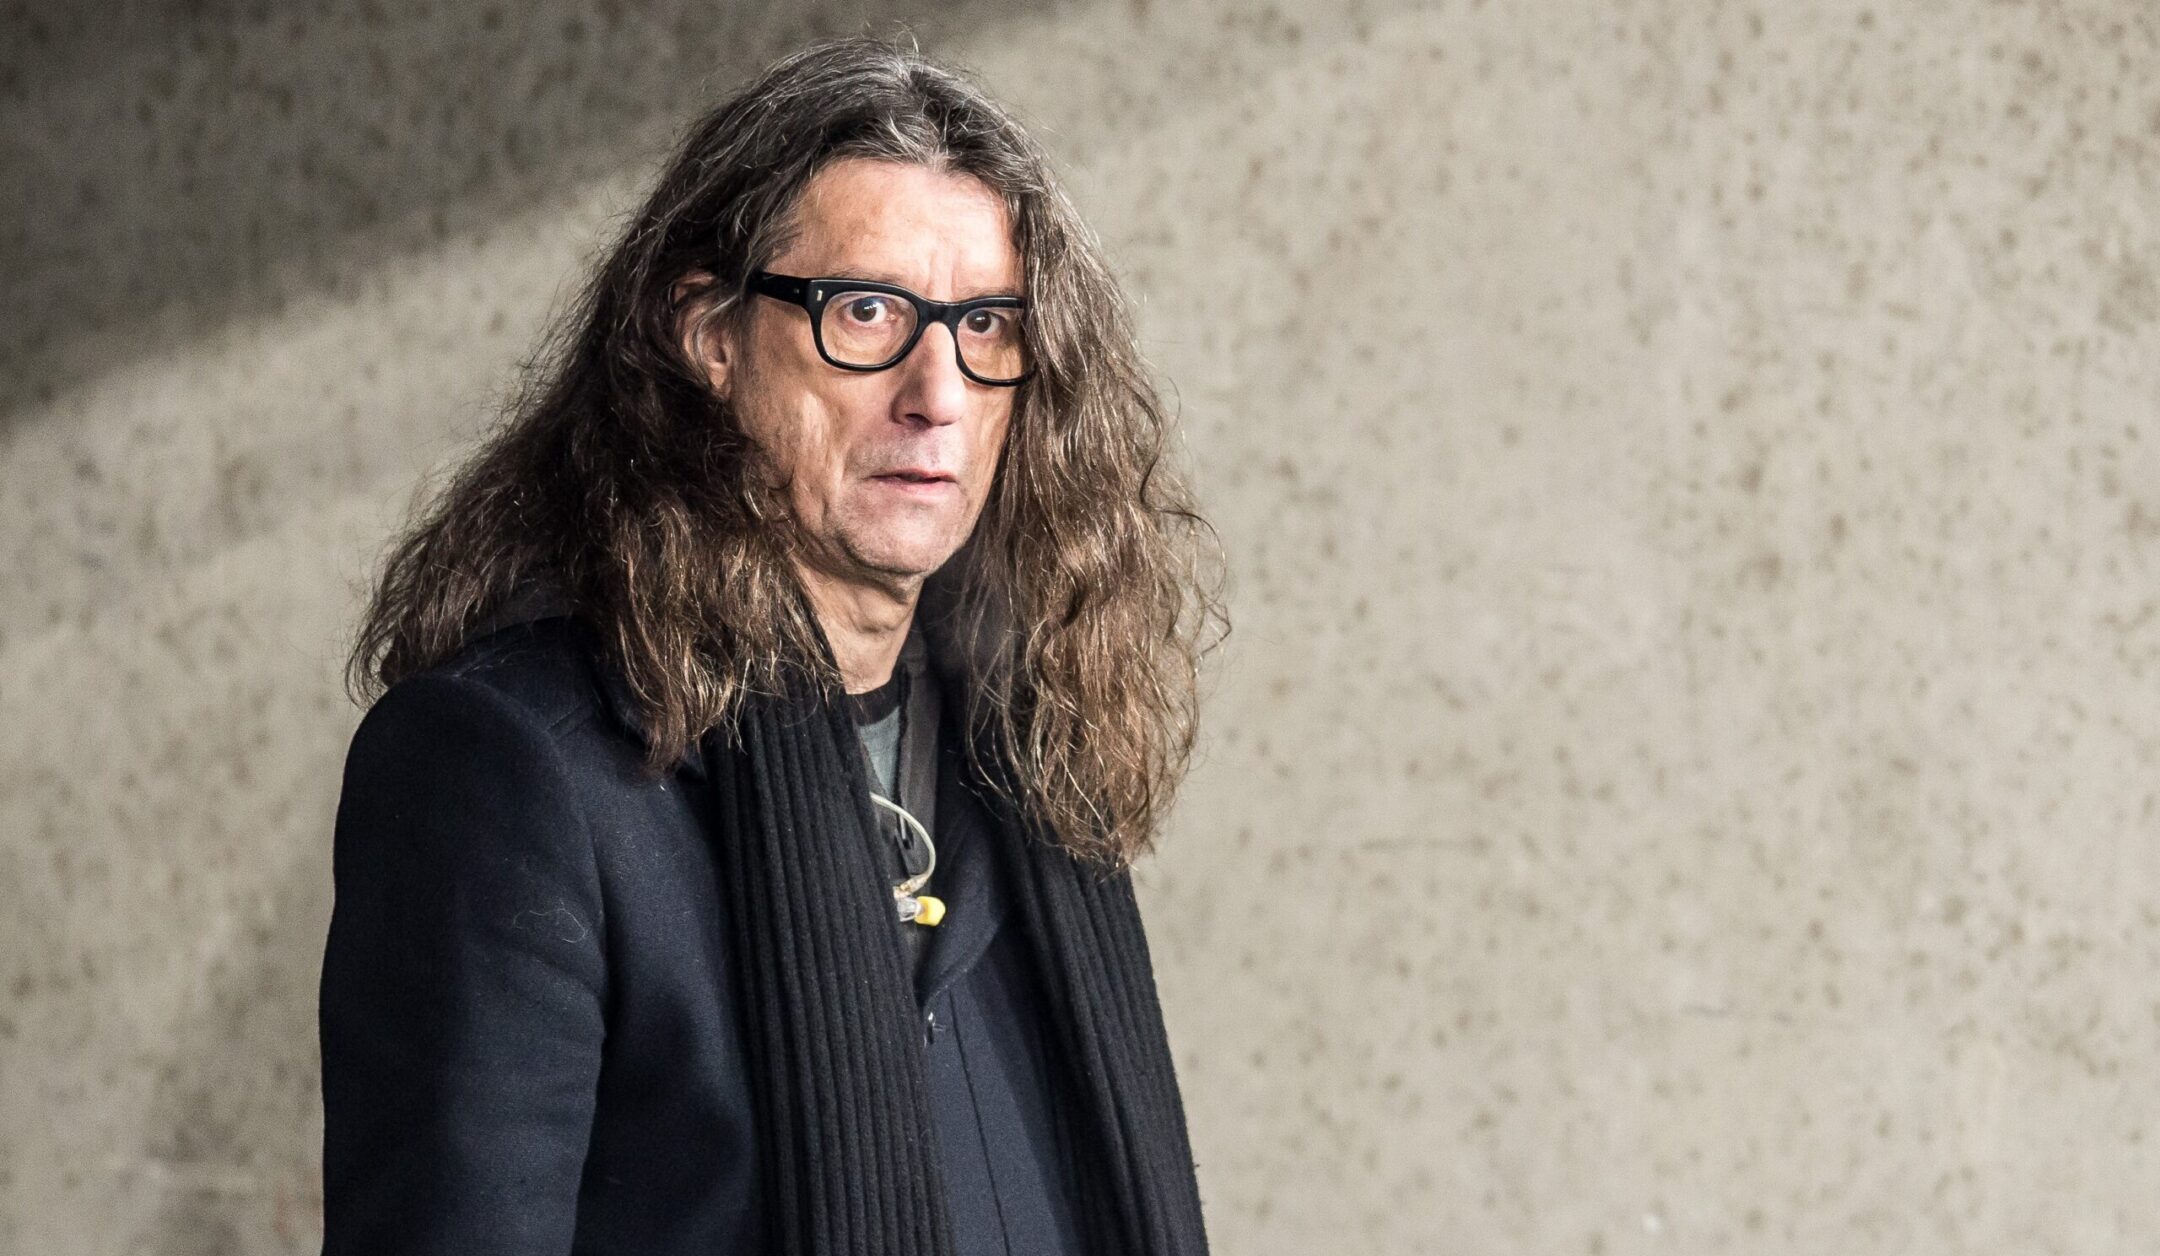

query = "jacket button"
[{"left": 923, "top": 1009, "right": 939, "bottom": 1046}]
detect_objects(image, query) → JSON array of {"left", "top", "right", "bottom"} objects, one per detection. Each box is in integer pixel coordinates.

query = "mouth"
[{"left": 870, "top": 468, "right": 957, "bottom": 489}]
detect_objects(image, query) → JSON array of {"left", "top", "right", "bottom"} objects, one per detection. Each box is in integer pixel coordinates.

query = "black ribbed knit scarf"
[{"left": 697, "top": 650, "right": 1210, "bottom": 1256}]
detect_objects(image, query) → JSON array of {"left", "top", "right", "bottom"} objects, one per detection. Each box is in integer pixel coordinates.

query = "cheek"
[
  {"left": 786, "top": 427, "right": 852, "bottom": 520},
  {"left": 974, "top": 407, "right": 1015, "bottom": 495},
  {"left": 974, "top": 400, "right": 1014, "bottom": 460},
  {"left": 741, "top": 385, "right": 848, "bottom": 504},
  {"left": 735, "top": 324, "right": 841, "bottom": 479}
]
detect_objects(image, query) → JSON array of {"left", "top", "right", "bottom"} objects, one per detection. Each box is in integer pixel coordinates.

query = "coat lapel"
[{"left": 910, "top": 671, "right": 1013, "bottom": 1011}]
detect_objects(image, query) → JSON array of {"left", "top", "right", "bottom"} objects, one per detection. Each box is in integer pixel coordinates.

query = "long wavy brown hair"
[{"left": 347, "top": 34, "right": 1227, "bottom": 870}]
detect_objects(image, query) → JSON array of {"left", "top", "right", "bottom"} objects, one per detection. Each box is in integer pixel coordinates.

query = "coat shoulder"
[
  {"left": 424, "top": 614, "right": 614, "bottom": 740},
  {"left": 344, "top": 614, "right": 644, "bottom": 814},
  {"left": 367, "top": 611, "right": 700, "bottom": 785}
]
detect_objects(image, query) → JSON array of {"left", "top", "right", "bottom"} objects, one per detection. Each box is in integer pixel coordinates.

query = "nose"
[{"left": 890, "top": 320, "right": 970, "bottom": 427}]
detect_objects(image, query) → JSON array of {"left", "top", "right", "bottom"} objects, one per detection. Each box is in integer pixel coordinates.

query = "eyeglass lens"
[{"left": 820, "top": 289, "right": 1028, "bottom": 382}]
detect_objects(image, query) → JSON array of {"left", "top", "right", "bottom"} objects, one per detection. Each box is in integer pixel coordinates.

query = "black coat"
[{"left": 318, "top": 608, "right": 1093, "bottom": 1255}]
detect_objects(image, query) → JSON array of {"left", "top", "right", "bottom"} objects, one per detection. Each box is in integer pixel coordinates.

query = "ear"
[{"left": 670, "top": 270, "right": 733, "bottom": 399}]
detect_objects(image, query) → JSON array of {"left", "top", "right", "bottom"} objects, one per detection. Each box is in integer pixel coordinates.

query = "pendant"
[{"left": 896, "top": 891, "right": 947, "bottom": 926}]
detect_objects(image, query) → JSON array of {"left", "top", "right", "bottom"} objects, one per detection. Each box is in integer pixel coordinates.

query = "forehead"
[{"left": 778, "top": 158, "right": 1022, "bottom": 295}]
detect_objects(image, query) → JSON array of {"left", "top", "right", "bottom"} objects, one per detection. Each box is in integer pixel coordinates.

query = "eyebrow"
[{"left": 823, "top": 268, "right": 1024, "bottom": 301}]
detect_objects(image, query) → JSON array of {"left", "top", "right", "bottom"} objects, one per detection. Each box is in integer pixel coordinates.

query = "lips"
[{"left": 871, "top": 468, "right": 955, "bottom": 484}]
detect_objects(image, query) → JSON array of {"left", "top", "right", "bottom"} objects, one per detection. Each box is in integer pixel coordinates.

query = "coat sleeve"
[{"left": 319, "top": 671, "right": 608, "bottom": 1256}]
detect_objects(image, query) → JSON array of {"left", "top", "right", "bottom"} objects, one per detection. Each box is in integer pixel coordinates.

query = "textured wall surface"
[{"left": 5, "top": 1, "right": 2158, "bottom": 1252}]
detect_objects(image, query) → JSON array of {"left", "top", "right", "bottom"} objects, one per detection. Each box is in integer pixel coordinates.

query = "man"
[{"left": 319, "top": 35, "right": 1225, "bottom": 1256}]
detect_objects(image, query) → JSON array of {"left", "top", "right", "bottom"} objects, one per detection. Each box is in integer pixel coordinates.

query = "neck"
[{"left": 794, "top": 560, "right": 919, "bottom": 694}]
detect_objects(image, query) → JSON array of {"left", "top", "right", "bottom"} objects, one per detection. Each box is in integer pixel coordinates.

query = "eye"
[
  {"left": 962, "top": 308, "right": 1011, "bottom": 337},
  {"left": 841, "top": 295, "right": 899, "bottom": 325}
]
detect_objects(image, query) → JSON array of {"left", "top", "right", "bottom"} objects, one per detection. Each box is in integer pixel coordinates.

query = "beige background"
[{"left": 5, "top": 1, "right": 2158, "bottom": 1252}]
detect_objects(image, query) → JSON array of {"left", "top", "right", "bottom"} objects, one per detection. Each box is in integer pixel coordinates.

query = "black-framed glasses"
[{"left": 747, "top": 270, "right": 1034, "bottom": 386}]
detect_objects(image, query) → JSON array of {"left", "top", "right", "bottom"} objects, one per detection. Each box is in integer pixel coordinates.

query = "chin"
[{"left": 838, "top": 529, "right": 964, "bottom": 581}]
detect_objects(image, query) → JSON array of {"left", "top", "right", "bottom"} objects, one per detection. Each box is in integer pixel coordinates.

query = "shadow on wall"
[
  {"left": 0, "top": 0, "right": 1056, "bottom": 427},
  {"left": 0, "top": 4, "right": 1068, "bottom": 1254}
]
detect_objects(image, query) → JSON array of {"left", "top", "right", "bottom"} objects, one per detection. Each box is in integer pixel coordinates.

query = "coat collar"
[
  {"left": 911, "top": 675, "right": 1014, "bottom": 1009},
  {"left": 463, "top": 578, "right": 702, "bottom": 775}
]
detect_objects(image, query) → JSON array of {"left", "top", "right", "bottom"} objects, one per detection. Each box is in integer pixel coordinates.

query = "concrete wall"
[{"left": 5, "top": 2, "right": 2157, "bottom": 1251}]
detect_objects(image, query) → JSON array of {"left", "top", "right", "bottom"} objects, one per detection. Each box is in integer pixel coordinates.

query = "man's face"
[{"left": 716, "top": 158, "right": 1023, "bottom": 593}]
